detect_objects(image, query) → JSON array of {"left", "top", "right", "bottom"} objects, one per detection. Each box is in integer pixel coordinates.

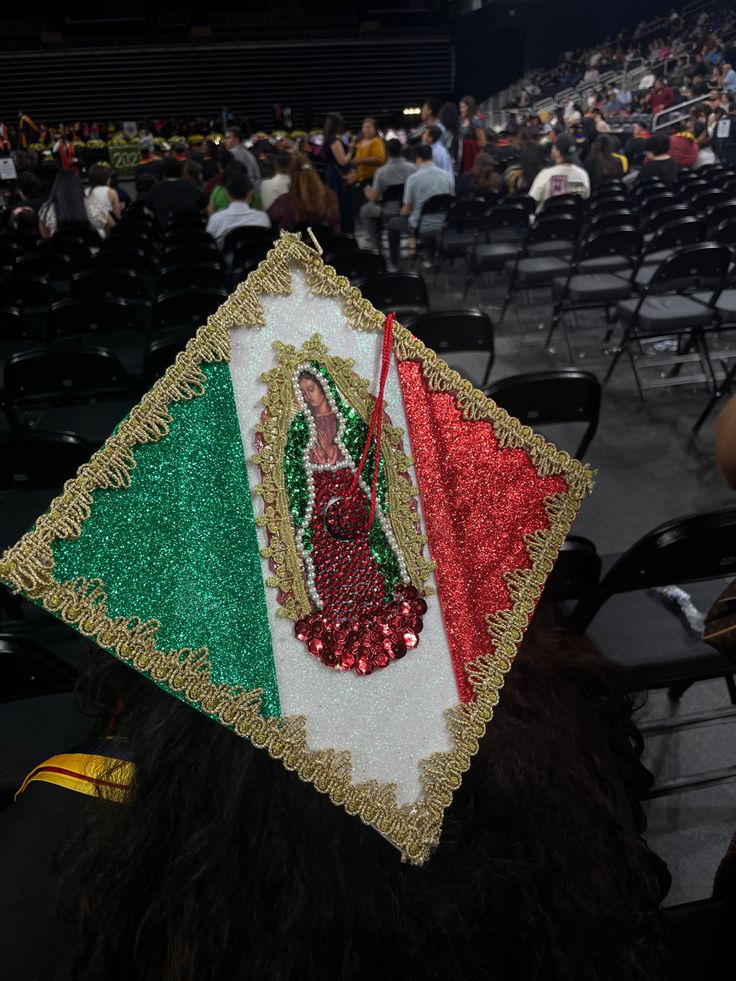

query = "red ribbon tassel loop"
[{"left": 349, "top": 312, "right": 395, "bottom": 530}]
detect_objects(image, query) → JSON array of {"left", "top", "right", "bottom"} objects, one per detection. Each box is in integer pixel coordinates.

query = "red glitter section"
[{"left": 397, "top": 359, "right": 568, "bottom": 703}]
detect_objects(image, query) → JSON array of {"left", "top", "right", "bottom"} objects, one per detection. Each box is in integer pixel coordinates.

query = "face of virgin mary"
[{"left": 299, "top": 374, "right": 329, "bottom": 415}]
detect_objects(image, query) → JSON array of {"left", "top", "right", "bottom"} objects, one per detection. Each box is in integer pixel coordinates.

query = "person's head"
[
  {"left": 223, "top": 161, "right": 252, "bottom": 202},
  {"left": 423, "top": 124, "right": 442, "bottom": 146},
  {"left": 421, "top": 97, "right": 442, "bottom": 122},
  {"left": 519, "top": 140, "right": 547, "bottom": 184},
  {"left": 182, "top": 159, "right": 203, "bottom": 185},
  {"left": 273, "top": 150, "right": 291, "bottom": 174},
  {"left": 552, "top": 133, "right": 579, "bottom": 165},
  {"left": 17, "top": 170, "right": 40, "bottom": 199},
  {"left": 223, "top": 127, "right": 243, "bottom": 150},
  {"left": 361, "top": 117, "right": 377, "bottom": 140},
  {"left": 162, "top": 157, "right": 183, "bottom": 179},
  {"left": 469, "top": 152, "right": 499, "bottom": 190},
  {"left": 45, "top": 169, "right": 89, "bottom": 227},
  {"left": 216, "top": 148, "right": 234, "bottom": 174},
  {"left": 644, "top": 134, "right": 670, "bottom": 158},
  {"left": 386, "top": 138, "right": 402, "bottom": 159},
  {"left": 654, "top": 78, "right": 663, "bottom": 90},
  {"left": 726, "top": 62, "right": 732, "bottom": 72},
  {"left": 298, "top": 370, "right": 328, "bottom": 413},
  {"left": 438, "top": 101, "right": 460, "bottom": 137},
  {"left": 140, "top": 146, "right": 152, "bottom": 161},
  {"left": 204, "top": 140, "right": 218, "bottom": 160},
  {"left": 414, "top": 143, "right": 434, "bottom": 166},
  {"left": 288, "top": 152, "right": 331, "bottom": 224},
  {"left": 632, "top": 122, "right": 648, "bottom": 138},
  {"left": 87, "top": 163, "right": 111, "bottom": 189},
  {"left": 56, "top": 630, "right": 664, "bottom": 981},
  {"left": 323, "top": 113, "right": 346, "bottom": 140},
  {"left": 459, "top": 95, "right": 477, "bottom": 120}
]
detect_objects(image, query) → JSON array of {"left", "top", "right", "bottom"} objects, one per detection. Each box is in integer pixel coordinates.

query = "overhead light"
[{"left": 403, "top": 107, "right": 421, "bottom": 115}]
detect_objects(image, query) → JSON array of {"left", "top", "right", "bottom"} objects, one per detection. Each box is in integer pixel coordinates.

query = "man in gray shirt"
[
  {"left": 386, "top": 144, "right": 454, "bottom": 269},
  {"left": 359, "top": 138, "right": 416, "bottom": 249},
  {"left": 223, "top": 127, "right": 260, "bottom": 184}
]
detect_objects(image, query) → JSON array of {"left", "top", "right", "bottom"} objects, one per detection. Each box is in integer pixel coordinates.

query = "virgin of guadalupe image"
[{"left": 283, "top": 366, "right": 426, "bottom": 674}]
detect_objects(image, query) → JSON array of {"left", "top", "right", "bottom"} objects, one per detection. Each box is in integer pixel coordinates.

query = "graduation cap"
[{"left": 0, "top": 233, "right": 592, "bottom": 863}]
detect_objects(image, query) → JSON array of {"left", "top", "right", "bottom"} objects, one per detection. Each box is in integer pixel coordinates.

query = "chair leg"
[
  {"left": 603, "top": 344, "right": 625, "bottom": 384},
  {"left": 627, "top": 346, "right": 646, "bottom": 401}
]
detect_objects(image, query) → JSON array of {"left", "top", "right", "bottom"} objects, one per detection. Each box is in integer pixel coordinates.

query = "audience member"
[
  {"left": 504, "top": 141, "right": 546, "bottom": 194},
  {"left": 38, "top": 170, "right": 109, "bottom": 238},
  {"left": 386, "top": 143, "right": 454, "bottom": 271},
  {"left": 134, "top": 146, "right": 163, "bottom": 182},
  {"left": 9, "top": 171, "right": 44, "bottom": 237},
  {"left": 267, "top": 152, "right": 339, "bottom": 233},
  {"left": 260, "top": 151, "right": 292, "bottom": 211},
  {"left": 623, "top": 122, "right": 652, "bottom": 166},
  {"left": 638, "top": 135, "right": 679, "bottom": 185},
  {"left": 528, "top": 134, "right": 590, "bottom": 207},
  {"left": 646, "top": 78, "right": 677, "bottom": 115},
  {"left": 146, "top": 157, "right": 203, "bottom": 227},
  {"left": 456, "top": 152, "right": 503, "bottom": 197},
  {"left": 205, "top": 162, "right": 270, "bottom": 248},
  {"left": 359, "top": 138, "right": 416, "bottom": 250},
  {"left": 410, "top": 97, "right": 447, "bottom": 143},
  {"left": 223, "top": 127, "right": 260, "bottom": 183},
  {"left": 422, "top": 124, "right": 454, "bottom": 176},
  {"left": 458, "top": 96, "right": 487, "bottom": 146},
  {"left": 322, "top": 112, "right": 355, "bottom": 234},
  {"left": 583, "top": 134, "right": 625, "bottom": 187},
  {"left": 86, "top": 163, "right": 122, "bottom": 226},
  {"left": 668, "top": 122, "right": 700, "bottom": 169},
  {"left": 353, "top": 118, "right": 386, "bottom": 186}
]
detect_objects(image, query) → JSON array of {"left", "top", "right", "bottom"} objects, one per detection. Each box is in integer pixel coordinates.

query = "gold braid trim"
[
  {"left": 0, "top": 233, "right": 591, "bottom": 864},
  {"left": 253, "top": 333, "right": 433, "bottom": 619}
]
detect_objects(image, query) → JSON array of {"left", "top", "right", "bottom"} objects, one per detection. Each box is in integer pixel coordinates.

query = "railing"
[{"left": 652, "top": 93, "right": 716, "bottom": 132}]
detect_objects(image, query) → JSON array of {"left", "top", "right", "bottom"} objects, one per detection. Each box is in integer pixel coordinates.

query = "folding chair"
[
  {"left": 141, "top": 337, "right": 184, "bottom": 391},
  {"left": 326, "top": 250, "right": 386, "bottom": 283},
  {"left": 0, "top": 430, "right": 92, "bottom": 493},
  {"left": 500, "top": 214, "right": 579, "bottom": 324},
  {"left": 0, "top": 275, "right": 57, "bottom": 313},
  {"left": 571, "top": 507, "right": 736, "bottom": 796},
  {"left": 222, "top": 225, "right": 275, "bottom": 255},
  {"left": 546, "top": 226, "right": 641, "bottom": 359},
  {"left": 462, "top": 203, "right": 529, "bottom": 301},
  {"left": 159, "top": 262, "right": 228, "bottom": 293},
  {"left": 484, "top": 369, "right": 601, "bottom": 460},
  {"left": 537, "top": 535, "right": 602, "bottom": 610},
  {"left": 101, "top": 232, "right": 151, "bottom": 254},
  {"left": 71, "top": 268, "right": 151, "bottom": 301},
  {"left": 412, "top": 193, "right": 455, "bottom": 266},
  {"left": 161, "top": 244, "right": 222, "bottom": 267},
  {"left": 608, "top": 243, "right": 730, "bottom": 398},
  {"left": 358, "top": 272, "right": 429, "bottom": 323},
  {"left": 14, "top": 253, "right": 75, "bottom": 281},
  {"left": 626, "top": 217, "right": 708, "bottom": 289},
  {"left": 406, "top": 309, "right": 494, "bottom": 386},
  {"left": 90, "top": 248, "right": 160, "bottom": 277},
  {"left": 0, "top": 306, "right": 43, "bottom": 354},
  {"left": 152, "top": 288, "right": 228, "bottom": 343},
  {"left": 433, "top": 198, "right": 488, "bottom": 273},
  {"left": 37, "top": 235, "right": 91, "bottom": 263},
  {"left": 47, "top": 297, "right": 143, "bottom": 345}
]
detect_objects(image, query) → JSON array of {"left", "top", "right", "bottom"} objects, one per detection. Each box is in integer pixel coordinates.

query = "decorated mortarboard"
[{"left": 0, "top": 234, "right": 592, "bottom": 863}]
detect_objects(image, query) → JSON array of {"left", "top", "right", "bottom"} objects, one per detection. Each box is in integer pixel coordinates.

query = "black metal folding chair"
[
  {"left": 462, "top": 203, "right": 529, "bottom": 301},
  {"left": 407, "top": 309, "right": 494, "bottom": 386},
  {"left": 359, "top": 272, "right": 430, "bottom": 323}
]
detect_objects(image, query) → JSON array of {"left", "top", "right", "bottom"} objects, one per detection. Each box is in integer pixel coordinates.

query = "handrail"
[{"left": 651, "top": 92, "right": 716, "bottom": 132}]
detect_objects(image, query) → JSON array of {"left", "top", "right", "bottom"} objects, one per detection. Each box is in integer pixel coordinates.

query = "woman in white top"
[
  {"left": 38, "top": 170, "right": 112, "bottom": 239},
  {"left": 86, "top": 163, "right": 122, "bottom": 229}
]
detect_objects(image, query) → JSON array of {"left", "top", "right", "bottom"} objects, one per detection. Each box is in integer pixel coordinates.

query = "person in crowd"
[
  {"left": 438, "top": 101, "right": 461, "bottom": 159},
  {"left": 504, "top": 140, "right": 546, "bottom": 194},
  {"left": 583, "top": 134, "right": 625, "bottom": 187},
  {"left": 108, "top": 170, "right": 131, "bottom": 213},
  {"left": 458, "top": 96, "right": 487, "bottom": 147},
  {"left": 359, "top": 138, "right": 416, "bottom": 250},
  {"left": 456, "top": 151, "right": 502, "bottom": 197},
  {"left": 182, "top": 159, "right": 203, "bottom": 187},
  {"left": 223, "top": 127, "right": 260, "bottom": 183},
  {"left": 9, "top": 171, "right": 44, "bottom": 238},
  {"left": 623, "top": 122, "right": 652, "bottom": 167},
  {"left": 638, "top": 66, "right": 656, "bottom": 91},
  {"left": 201, "top": 140, "right": 219, "bottom": 182},
  {"left": 638, "top": 135, "right": 679, "bottom": 185},
  {"left": 410, "top": 97, "right": 446, "bottom": 143},
  {"left": 528, "top": 134, "right": 590, "bottom": 207},
  {"left": 694, "top": 120, "right": 718, "bottom": 167},
  {"left": 645, "top": 78, "right": 676, "bottom": 116},
  {"left": 260, "top": 151, "right": 292, "bottom": 212},
  {"left": 386, "top": 143, "right": 454, "bottom": 271},
  {"left": 86, "top": 163, "right": 122, "bottom": 226},
  {"left": 0, "top": 628, "right": 668, "bottom": 981},
  {"left": 720, "top": 101, "right": 736, "bottom": 165},
  {"left": 267, "top": 152, "right": 339, "bottom": 233},
  {"left": 134, "top": 146, "right": 163, "bottom": 182},
  {"left": 205, "top": 162, "right": 270, "bottom": 248},
  {"left": 668, "top": 121, "right": 700, "bottom": 169},
  {"left": 353, "top": 117, "right": 386, "bottom": 187},
  {"left": 146, "top": 157, "right": 204, "bottom": 227},
  {"left": 39, "top": 170, "right": 110, "bottom": 238},
  {"left": 422, "top": 124, "right": 454, "bottom": 177},
  {"left": 322, "top": 112, "right": 355, "bottom": 234},
  {"left": 724, "top": 62, "right": 736, "bottom": 93},
  {"left": 204, "top": 148, "right": 234, "bottom": 214}
]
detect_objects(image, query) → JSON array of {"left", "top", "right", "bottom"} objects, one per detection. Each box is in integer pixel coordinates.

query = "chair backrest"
[
  {"left": 584, "top": 210, "right": 636, "bottom": 233},
  {"left": 0, "top": 430, "right": 92, "bottom": 493},
  {"left": 153, "top": 288, "right": 228, "bottom": 331},
  {"left": 359, "top": 273, "right": 429, "bottom": 311},
  {"left": 142, "top": 337, "right": 183, "bottom": 390},
  {"left": 321, "top": 233, "right": 359, "bottom": 256},
  {"left": 90, "top": 248, "right": 159, "bottom": 275},
  {"left": 4, "top": 345, "right": 134, "bottom": 407},
  {"left": 222, "top": 225, "right": 275, "bottom": 254},
  {"left": 102, "top": 233, "right": 150, "bottom": 253},
  {"left": 707, "top": 203, "right": 736, "bottom": 229},
  {"left": 166, "top": 214, "right": 205, "bottom": 232},
  {"left": 380, "top": 183, "right": 405, "bottom": 206},
  {"left": 0, "top": 633, "right": 78, "bottom": 703},
  {"left": 643, "top": 204, "right": 694, "bottom": 235},
  {"left": 505, "top": 192, "right": 535, "bottom": 213},
  {"left": 527, "top": 214, "right": 579, "bottom": 246},
  {"left": 38, "top": 235, "right": 91, "bottom": 262},
  {"left": 407, "top": 308, "right": 494, "bottom": 359},
  {"left": 587, "top": 195, "right": 630, "bottom": 216},
  {"left": 485, "top": 369, "right": 601, "bottom": 460},
  {"left": 0, "top": 275, "right": 56, "bottom": 309},
  {"left": 327, "top": 250, "right": 386, "bottom": 282},
  {"left": 646, "top": 242, "right": 730, "bottom": 294},
  {"left": 418, "top": 193, "right": 455, "bottom": 217},
  {"left": 47, "top": 297, "right": 138, "bottom": 343},
  {"left": 160, "top": 262, "right": 227, "bottom": 292},
  {"left": 444, "top": 198, "right": 487, "bottom": 228},
  {"left": 692, "top": 189, "right": 732, "bottom": 210},
  {"left": 14, "top": 253, "right": 74, "bottom": 279},
  {"left": 483, "top": 203, "right": 529, "bottom": 234},
  {"left": 70, "top": 268, "right": 149, "bottom": 300},
  {"left": 162, "top": 231, "right": 217, "bottom": 251},
  {"left": 646, "top": 217, "right": 707, "bottom": 254},
  {"left": 714, "top": 218, "right": 736, "bottom": 247},
  {"left": 573, "top": 507, "right": 736, "bottom": 630},
  {"left": 578, "top": 227, "right": 641, "bottom": 264},
  {"left": 639, "top": 191, "right": 681, "bottom": 214},
  {"left": 0, "top": 305, "right": 42, "bottom": 346}
]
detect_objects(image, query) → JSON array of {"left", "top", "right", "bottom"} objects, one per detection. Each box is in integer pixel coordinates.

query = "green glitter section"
[
  {"left": 52, "top": 361, "right": 281, "bottom": 719},
  {"left": 284, "top": 363, "right": 400, "bottom": 600}
]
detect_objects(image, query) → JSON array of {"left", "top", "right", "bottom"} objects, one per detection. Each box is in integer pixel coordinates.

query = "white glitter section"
[{"left": 228, "top": 268, "right": 457, "bottom": 805}]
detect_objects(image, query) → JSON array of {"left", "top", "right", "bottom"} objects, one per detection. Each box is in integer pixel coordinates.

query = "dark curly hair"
[{"left": 56, "top": 628, "right": 667, "bottom": 980}]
